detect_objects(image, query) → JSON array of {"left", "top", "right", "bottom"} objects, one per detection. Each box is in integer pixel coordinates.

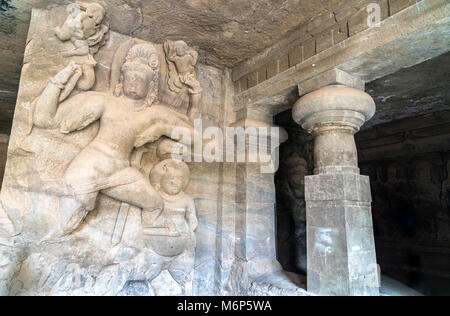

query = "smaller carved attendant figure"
[
  {"left": 55, "top": 1, "right": 109, "bottom": 94},
  {"left": 142, "top": 159, "right": 197, "bottom": 294},
  {"left": 144, "top": 159, "right": 197, "bottom": 258},
  {"left": 163, "top": 40, "right": 202, "bottom": 114}
]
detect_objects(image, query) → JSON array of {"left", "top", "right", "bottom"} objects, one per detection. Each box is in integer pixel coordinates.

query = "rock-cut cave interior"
[{"left": 0, "top": 0, "right": 448, "bottom": 297}]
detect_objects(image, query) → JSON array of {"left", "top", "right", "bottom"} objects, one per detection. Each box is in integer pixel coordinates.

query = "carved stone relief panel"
[{"left": 0, "top": 2, "right": 209, "bottom": 296}]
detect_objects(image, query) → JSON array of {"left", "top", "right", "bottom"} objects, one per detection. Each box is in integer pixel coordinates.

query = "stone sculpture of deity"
[{"left": 32, "top": 42, "right": 195, "bottom": 236}]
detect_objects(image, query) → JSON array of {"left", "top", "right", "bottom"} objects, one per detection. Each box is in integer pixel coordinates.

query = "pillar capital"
[
  {"left": 293, "top": 84, "right": 375, "bottom": 133},
  {"left": 293, "top": 84, "right": 375, "bottom": 175}
]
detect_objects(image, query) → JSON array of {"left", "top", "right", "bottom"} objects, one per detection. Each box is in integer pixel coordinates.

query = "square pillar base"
[{"left": 305, "top": 173, "right": 380, "bottom": 296}]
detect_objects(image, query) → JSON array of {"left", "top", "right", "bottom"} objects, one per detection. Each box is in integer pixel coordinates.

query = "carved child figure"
[
  {"left": 143, "top": 159, "right": 197, "bottom": 294},
  {"left": 55, "top": 2, "right": 109, "bottom": 93},
  {"left": 144, "top": 159, "right": 197, "bottom": 258}
]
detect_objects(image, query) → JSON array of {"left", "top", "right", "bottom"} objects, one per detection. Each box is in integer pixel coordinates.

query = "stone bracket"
[{"left": 298, "top": 68, "right": 365, "bottom": 97}]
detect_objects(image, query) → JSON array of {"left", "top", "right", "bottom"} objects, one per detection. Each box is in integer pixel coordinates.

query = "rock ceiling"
[
  {"left": 3, "top": 0, "right": 344, "bottom": 67},
  {"left": 275, "top": 52, "right": 450, "bottom": 131}
]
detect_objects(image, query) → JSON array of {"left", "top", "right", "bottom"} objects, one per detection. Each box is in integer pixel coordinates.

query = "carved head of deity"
[
  {"left": 117, "top": 43, "right": 160, "bottom": 107},
  {"left": 284, "top": 153, "right": 308, "bottom": 199},
  {"left": 150, "top": 159, "right": 190, "bottom": 196}
]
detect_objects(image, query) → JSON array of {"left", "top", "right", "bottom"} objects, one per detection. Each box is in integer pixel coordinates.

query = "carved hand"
[{"left": 54, "top": 62, "right": 82, "bottom": 85}]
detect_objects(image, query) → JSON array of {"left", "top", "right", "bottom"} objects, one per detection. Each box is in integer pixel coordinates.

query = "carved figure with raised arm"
[{"left": 163, "top": 40, "right": 202, "bottom": 114}]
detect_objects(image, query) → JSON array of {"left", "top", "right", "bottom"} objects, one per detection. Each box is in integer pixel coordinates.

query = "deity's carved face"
[
  {"left": 85, "top": 4, "right": 106, "bottom": 24},
  {"left": 287, "top": 158, "right": 308, "bottom": 188},
  {"left": 78, "top": 3, "right": 106, "bottom": 38},
  {"left": 81, "top": 14, "right": 98, "bottom": 38},
  {"left": 122, "top": 70, "right": 151, "bottom": 100},
  {"left": 120, "top": 44, "right": 160, "bottom": 105}
]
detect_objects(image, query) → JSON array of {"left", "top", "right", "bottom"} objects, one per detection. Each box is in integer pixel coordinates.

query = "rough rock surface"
[
  {"left": 0, "top": 4, "right": 306, "bottom": 296},
  {"left": 357, "top": 111, "right": 450, "bottom": 295},
  {"left": 0, "top": 135, "right": 7, "bottom": 189},
  {"left": 365, "top": 52, "right": 450, "bottom": 129},
  {"left": 2, "top": 0, "right": 344, "bottom": 67}
]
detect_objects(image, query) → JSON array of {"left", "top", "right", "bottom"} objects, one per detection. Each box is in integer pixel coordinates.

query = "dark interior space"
[
  {"left": 274, "top": 122, "right": 313, "bottom": 275},
  {"left": 274, "top": 52, "right": 450, "bottom": 295},
  {"left": 357, "top": 111, "right": 450, "bottom": 296}
]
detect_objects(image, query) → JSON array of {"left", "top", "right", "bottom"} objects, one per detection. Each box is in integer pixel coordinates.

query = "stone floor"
[
  {"left": 380, "top": 275, "right": 423, "bottom": 296},
  {"left": 249, "top": 270, "right": 423, "bottom": 296}
]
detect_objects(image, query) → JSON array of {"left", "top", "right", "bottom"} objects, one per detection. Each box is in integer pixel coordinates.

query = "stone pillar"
[
  {"left": 228, "top": 117, "right": 288, "bottom": 293},
  {"left": 293, "top": 84, "right": 380, "bottom": 296}
]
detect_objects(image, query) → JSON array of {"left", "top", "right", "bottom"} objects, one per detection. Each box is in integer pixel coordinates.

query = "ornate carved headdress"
[{"left": 112, "top": 42, "right": 160, "bottom": 108}]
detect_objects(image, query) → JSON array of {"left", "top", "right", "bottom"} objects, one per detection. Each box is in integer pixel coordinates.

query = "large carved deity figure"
[{"left": 32, "top": 42, "right": 194, "bottom": 236}]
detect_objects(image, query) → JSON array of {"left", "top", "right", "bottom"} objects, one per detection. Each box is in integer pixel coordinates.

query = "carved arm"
[
  {"left": 54, "top": 91, "right": 105, "bottom": 134},
  {"left": 33, "top": 63, "right": 82, "bottom": 129},
  {"left": 135, "top": 105, "right": 194, "bottom": 148}
]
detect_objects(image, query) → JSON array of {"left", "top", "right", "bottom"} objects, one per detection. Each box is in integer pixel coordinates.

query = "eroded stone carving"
[
  {"left": 32, "top": 42, "right": 194, "bottom": 237},
  {"left": 0, "top": 3, "right": 215, "bottom": 296},
  {"left": 163, "top": 40, "right": 202, "bottom": 114},
  {"left": 55, "top": 1, "right": 110, "bottom": 94},
  {"left": 145, "top": 159, "right": 197, "bottom": 258}
]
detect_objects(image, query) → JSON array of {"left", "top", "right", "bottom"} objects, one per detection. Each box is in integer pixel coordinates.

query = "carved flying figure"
[
  {"left": 163, "top": 40, "right": 202, "bottom": 114},
  {"left": 55, "top": 1, "right": 110, "bottom": 94},
  {"left": 32, "top": 43, "right": 195, "bottom": 236}
]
